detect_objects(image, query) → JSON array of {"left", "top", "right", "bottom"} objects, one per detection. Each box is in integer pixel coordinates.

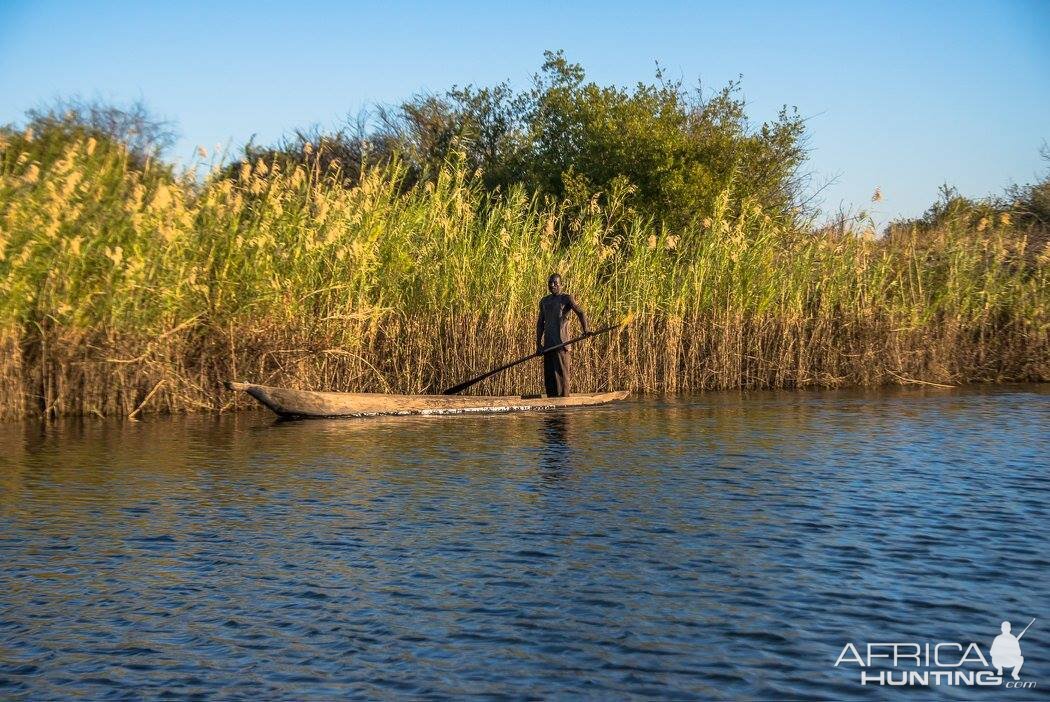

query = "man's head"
[
  {"left": 1002, "top": 621, "right": 1012, "bottom": 634},
  {"left": 547, "top": 273, "right": 562, "bottom": 294}
]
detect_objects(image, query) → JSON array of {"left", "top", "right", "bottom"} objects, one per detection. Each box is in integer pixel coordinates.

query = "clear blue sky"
[{"left": 2, "top": 0, "right": 1047, "bottom": 225}]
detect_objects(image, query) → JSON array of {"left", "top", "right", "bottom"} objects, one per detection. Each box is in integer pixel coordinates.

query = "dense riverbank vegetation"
[{"left": 1, "top": 58, "right": 1047, "bottom": 418}]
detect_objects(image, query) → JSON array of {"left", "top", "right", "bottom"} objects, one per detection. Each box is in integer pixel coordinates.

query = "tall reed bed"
[{"left": 0, "top": 131, "right": 1047, "bottom": 418}]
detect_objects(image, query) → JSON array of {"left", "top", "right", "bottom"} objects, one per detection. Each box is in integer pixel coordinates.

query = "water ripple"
[{"left": 0, "top": 385, "right": 1047, "bottom": 700}]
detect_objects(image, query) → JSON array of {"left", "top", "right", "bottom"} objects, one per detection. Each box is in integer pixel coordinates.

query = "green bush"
[{"left": 229, "top": 52, "right": 809, "bottom": 232}]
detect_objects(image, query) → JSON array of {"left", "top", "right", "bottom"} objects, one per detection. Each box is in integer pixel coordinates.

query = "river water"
[{"left": 1, "top": 385, "right": 1047, "bottom": 700}]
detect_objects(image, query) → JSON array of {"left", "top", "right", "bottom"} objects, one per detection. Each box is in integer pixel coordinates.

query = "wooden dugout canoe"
[{"left": 226, "top": 381, "right": 629, "bottom": 419}]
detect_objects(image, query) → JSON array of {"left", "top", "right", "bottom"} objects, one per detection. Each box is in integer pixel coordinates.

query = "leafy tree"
[
  {"left": 15, "top": 98, "right": 177, "bottom": 171},
  {"left": 424, "top": 51, "right": 809, "bottom": 228},
  {"left": 239, "top": 52, "right": 810, "bottom": 229}
]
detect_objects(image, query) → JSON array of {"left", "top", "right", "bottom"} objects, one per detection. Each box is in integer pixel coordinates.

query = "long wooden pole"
[{"left": 443, "top": 318, "right": 629, "bottom": 395}]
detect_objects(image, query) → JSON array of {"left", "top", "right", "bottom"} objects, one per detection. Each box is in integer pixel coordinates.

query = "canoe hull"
[{"left": 226, "top": 382, "right": 629, "bottom": 419}]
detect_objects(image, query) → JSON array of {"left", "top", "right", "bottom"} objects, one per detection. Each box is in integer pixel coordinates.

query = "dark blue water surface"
[{"left": 1, "top": 385, "right": 1047, "bottom": 700}]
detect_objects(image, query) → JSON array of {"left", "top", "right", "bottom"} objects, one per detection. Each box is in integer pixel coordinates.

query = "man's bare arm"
[
  {"left": 567, "top": 295, "right": 590, "bottom": 334},
  {"left": 536, "top": 304, "right": 545, "bottom": 353}
]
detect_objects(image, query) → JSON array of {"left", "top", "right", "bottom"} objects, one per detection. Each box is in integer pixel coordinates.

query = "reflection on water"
[
  {"left": 539, "top": 413, "right": 570, "bottom": 480},
  {"left": 0, "top": 385, "right": 1048, "bottom": 700}
]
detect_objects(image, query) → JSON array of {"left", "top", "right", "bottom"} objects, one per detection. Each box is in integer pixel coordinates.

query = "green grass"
[{"left": 0, "top": 131, "right": 1046, "bottom": 418}]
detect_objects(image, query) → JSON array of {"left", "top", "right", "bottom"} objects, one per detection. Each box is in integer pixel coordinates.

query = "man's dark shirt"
[{"left": 538, "top": 293, "right": 580, "bottom": 348}]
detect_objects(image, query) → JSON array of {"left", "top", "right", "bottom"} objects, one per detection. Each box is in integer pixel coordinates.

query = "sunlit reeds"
[{"left": 0, "top": 134, "right": 1046, "bottom": 418}]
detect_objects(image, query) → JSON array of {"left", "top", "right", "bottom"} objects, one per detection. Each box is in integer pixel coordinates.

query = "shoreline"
[{"left": 3, "top": 316, "right": 1045, "bottom": 420}]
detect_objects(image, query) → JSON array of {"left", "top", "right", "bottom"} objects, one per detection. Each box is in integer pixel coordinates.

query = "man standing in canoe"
[{"left": 536, "top": 273, "right": 589, "bottom": 397}]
